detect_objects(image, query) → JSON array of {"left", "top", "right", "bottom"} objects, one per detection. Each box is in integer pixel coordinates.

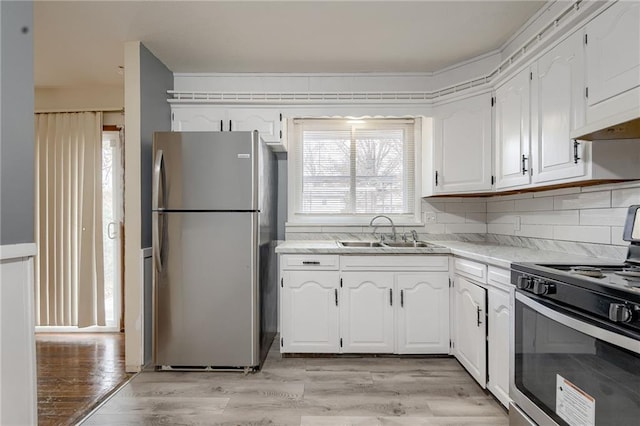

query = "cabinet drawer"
[
  {"left": 488, "top": 266, "right": 512, "bottom": 291},
  {"left": 341, "top": 256, "right": 448, "bottom": 271},
  {"left": 454, "top": 257, "right": 487, "bottom": 283},
  {"left": 281, "top": 255, "right": 339, "bottom": 270}
]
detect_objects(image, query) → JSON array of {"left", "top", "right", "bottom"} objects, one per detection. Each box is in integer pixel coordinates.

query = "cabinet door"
[
  {"left": 341, "top": 272, "right": 394, "bottom": 353},
  {"left": 228, "top": 109, "right": 281, "bottom": 143},
  {"left": 396, "top": 272, "right": 449, "bottom": 354},
  {"left": 281, "top": 270, "right": 340, "bottom": 353},
  {"left": 487, "top": 285, "right": 511, "bottom": 408},
  {"left": 585, "top": 1, "right": 640, "bottom": 108},
  {"left": 454, "top": 276, "right": 487, "bottom": 387},
  {"left": 494, "top": 68, "right": 531, "bottom": 190},
  {"left": 531, "top": 32, "right": 587, "bottom": 184},
  {"left": 433, "top": 93, "right": 493, "bottom": 193},
  {"left": 171, "top": 107, "right": 227, "bottom": 131}
]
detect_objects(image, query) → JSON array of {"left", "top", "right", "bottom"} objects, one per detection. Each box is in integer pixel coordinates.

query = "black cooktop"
[{"left": 512, "top": 261, "right": 640, "bottom": 304}]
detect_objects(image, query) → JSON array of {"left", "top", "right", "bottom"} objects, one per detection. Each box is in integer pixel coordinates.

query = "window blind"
[{"left": 293, "top": 118, "right": 415, "bottom": 216}]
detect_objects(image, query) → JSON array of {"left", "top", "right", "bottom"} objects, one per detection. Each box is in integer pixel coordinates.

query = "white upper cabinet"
[
  {"left": 172, "top": 106, "right": 226, "bottom": 131},
  {"left": 170, "top": 106, "right": 285, "bottom": 150},
  {"left": 584, "top": 0, "right": 640, "bottom": 123},
  {"left": 432, "top": 93, "right": 493, "bottom": 194},
  {"left": 494, "top": 67, "right": 531, "bottom": 190},
  {"left": 228, "top": 108, "right": 282, "bottom": 145},
  {"left": 531, "top": 31, "right": 587, "bottom": 185}
]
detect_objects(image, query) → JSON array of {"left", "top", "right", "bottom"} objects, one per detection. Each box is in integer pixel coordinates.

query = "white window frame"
[{"left": 287, "top": 117, "right": 423, "bottom": 226}]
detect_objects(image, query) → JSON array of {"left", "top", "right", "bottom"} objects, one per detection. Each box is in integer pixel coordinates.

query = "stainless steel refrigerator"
[{"left": 152, "top": 130, "right": 277, "bottom": 371}]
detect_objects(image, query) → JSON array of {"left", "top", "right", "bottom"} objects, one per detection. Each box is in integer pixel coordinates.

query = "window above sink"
[{"left": 287, "top": 117, "right": 424, "bottom": 225}]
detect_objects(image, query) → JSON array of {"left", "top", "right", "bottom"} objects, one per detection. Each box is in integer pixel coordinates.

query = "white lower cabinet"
[
  {"left": 280, "top": 269, "right": 340, "bottom": 353},
  {"left": 396, "top": 272, "right": 450, "bottom": 354},
  {"left": 452, "top": 260, "right": 512, "bottom": 405},
  {"left": 341, "top": 272, "right": 395, "bottom": 353},
  {"left": 279, "top": 254, "right": 449, "bottom": 355},
  {"left": 453, "top": 275, "right": 488, "bottom": 388},
  {"left": 487, "top": 267, "right": 512, "bottom": 408}
]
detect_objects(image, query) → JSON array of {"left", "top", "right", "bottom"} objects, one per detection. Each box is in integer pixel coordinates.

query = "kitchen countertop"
[{"left": 275, "top": 240, "right": 618, "bottom": 270}]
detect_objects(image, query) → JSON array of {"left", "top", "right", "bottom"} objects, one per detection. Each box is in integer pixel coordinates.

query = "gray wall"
[
  {"left": 140, "top": 43, "right": 173, "bottom": 248},
  {"left": 1, "top": 1, "right": 34, "bottom": 245},
  {"left": 139, "top": 44, "right": 172, "bottom": 365}
]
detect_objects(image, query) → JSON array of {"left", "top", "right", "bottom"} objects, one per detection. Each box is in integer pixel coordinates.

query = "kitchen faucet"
[{"left": 369, "top": 215, "right": 397, "bottom": 242}]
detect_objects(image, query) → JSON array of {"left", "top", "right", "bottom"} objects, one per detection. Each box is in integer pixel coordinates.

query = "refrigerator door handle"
[
  {"left": 153, "top": 213, "right": 164, "bottom": 272},
  {"left": 153, "top": 149, "right": 165, "bottom": 272},
  {"left": 153, "top": 149, "right": 165, "bottom": 210}
]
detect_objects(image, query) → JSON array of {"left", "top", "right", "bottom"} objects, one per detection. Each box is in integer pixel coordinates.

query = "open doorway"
[
  {"left": 34, "top": 113, "right": 130, "bottom": 425},
  {"left": 102, "top": 128, "right": 124, "bottom": 331}
]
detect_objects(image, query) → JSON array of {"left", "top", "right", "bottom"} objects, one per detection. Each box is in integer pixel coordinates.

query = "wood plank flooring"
[
  {"left": 81, "top": 341, "right": 507, "bottom": 425},
  {"left": 36, "top": 332, "right": 131, "bottom": 426}
]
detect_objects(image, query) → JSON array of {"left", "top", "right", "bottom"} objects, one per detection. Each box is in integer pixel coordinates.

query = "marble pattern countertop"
[{"left": 275, "top": 240, "right": 620, "bottom": 270}]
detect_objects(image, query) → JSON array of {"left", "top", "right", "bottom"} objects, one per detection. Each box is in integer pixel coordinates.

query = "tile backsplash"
[
  {"left": 286, "top": 181, "right": 640, "bottom": 248},
  {"left": 423, "top": 181, "right": 639, "bottom": 246}
]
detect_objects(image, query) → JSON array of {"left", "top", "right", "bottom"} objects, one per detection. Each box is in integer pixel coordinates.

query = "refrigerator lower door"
[{"left": 153, "top": 211, "right": 259, "bottom": 368}]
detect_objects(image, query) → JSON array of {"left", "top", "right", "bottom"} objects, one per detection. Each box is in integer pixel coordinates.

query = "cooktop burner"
[
  {"left": 615, "top": 266, "right": 640, "bottom": 280},
  {"left": 569, "top": 265, "right": 605, "bottom": 278},
  {"left": 539, "top": 263, "right": 640, "bottom": 290}
]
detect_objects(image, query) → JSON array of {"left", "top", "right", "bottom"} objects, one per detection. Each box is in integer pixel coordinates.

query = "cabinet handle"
[
  {"left": 435, "top": 171, "right": 439, "bottom": 186},
  {"left": 521, "top": 154, "right": 528, "bottom": 175},
  {"left": 400, "top": 290, "right": 404, "bottom": 308},
  {"left": 573, "top": 140, "right": 581, "bottom": 164},
  {"left": 302, "top": 261, "right": 320, "bottom": 265},
  {"left": 476, "top": 306, "right": 483, "bottom": 327},
  {"left": 335, "top": 289, "right": 338, "bottom": 306},
  {"left": 229, "top": 119, "right": 232, "bottom": 131},
  {"left": 389, "top": 289, "right": 393, "bottom": 306}
]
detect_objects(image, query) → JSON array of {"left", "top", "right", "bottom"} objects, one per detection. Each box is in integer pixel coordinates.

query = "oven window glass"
[{"left": 515, "top": 297, "right": 640, "bottom": 426}]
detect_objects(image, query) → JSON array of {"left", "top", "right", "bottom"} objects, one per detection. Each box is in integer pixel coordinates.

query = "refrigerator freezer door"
[
  {"left": 154, "top": 211, "right": 259, "bottom": 367},
  {"left": 153, "top": 131, "right": 258, "bottom": 211}
]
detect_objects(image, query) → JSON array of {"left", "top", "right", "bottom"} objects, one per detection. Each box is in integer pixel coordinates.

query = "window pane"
[
  {"left": 355, "top": 129, "right": 406, "bottom": 213},
  {"left": 294, "top": 119, "right": 415, "bottom": 218},
  {"left": 301, "top": 130, "right": 351, "bottom": 213}
]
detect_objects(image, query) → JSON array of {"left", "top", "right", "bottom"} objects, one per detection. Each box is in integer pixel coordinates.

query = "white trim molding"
[
  {"left": 0, "top": 252, "right": 37, "bottom": 425},
  {"left": 169, "top": 1, "right": 608, "bottom": 106},
  {"left": 0, "top": 243, "right": 37, "bottom": 260}
]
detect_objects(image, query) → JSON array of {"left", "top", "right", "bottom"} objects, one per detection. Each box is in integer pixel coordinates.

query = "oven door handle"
[{"left": 516, "top": 292, "right": 640, "bottom": 355}]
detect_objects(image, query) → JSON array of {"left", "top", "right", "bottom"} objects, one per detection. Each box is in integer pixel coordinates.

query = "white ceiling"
[{"left": 34, "top": 0, "right": 546, "bottom": 88}]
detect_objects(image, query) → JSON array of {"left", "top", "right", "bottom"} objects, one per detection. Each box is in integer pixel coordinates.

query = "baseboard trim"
[{"left": 0, "top": 243, "right": 37, "bottom": 260}]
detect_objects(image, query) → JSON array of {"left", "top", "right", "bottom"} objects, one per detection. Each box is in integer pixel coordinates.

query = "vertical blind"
[
  {"left": 34, "top": 112, "right": 106, "bottom": 327},
  {"left": 293, "top": 118, "right": 415, "bottom": 216}
]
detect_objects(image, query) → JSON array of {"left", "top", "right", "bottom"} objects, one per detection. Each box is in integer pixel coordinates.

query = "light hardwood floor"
[{"left": 81, "top": 342, "right": 507, "bottom": 425}]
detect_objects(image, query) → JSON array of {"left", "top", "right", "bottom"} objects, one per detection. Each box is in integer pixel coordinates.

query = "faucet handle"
[{"left": 411, "top": 230, "right": 419, "bottom": 242}]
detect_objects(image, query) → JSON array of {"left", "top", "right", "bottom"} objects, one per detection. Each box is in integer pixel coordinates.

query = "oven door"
[{"left": 511, "top": 291, "right": 640, "bottom": 426}]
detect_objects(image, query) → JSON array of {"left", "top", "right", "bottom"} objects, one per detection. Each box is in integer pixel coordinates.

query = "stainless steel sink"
[
  {"left": 338, "top": 241, "right": 383, "bottom": 248},
  {"left": 382, "top": 241, "right": 438, "bottom": 248}
]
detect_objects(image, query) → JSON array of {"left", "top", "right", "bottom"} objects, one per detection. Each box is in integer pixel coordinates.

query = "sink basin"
[
  {"left": 338, "top": 241, "right": 383, "bottom": 248},
  {"left": 382, "top": 241, "right": 438, "bottom": 248}
]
